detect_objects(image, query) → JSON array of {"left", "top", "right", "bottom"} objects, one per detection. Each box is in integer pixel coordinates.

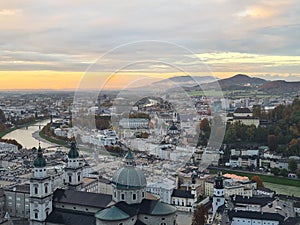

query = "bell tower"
[
  {"left": 64, "top": 141, "right": 83, "bottom": 190},
  {"left": 212, "top": 171, "right": 225, "bottom": 218},
  {"left": 30, "top": 144, "right": 53, "bottom": 225}
]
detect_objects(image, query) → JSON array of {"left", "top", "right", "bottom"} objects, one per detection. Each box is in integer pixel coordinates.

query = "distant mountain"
[
  {"left": 259, "top": 80, "right": 300, "bottom": 93},
  {"left": 153, "top": 75, "right": 216, "bottom": 87},
  {"left": 212, "top": 74, "right": 267, "bottom": 90}
]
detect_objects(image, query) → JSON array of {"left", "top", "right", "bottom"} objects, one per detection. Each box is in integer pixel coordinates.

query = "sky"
[{"left": 0, "top": 0, "right": 300, "bottom": 90}]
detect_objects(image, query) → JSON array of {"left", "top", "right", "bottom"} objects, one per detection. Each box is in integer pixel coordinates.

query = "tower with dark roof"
[
  {"left": 212, "top": 171, "right": 225, "bottom": 218},
  {"left": 64, "top": 141, "right": 83, "bottom": 190},
  {"left": 30, "top": 144, "right": 53, "bottom": 225}
]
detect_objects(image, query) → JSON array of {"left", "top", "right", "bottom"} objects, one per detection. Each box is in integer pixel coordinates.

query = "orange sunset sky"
[{"left": 1, "top": 1, "right": 300, "bottom": 90}]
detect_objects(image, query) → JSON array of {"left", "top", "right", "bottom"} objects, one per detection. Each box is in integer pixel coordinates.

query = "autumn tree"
[
  {"left": 197, "top": 118, "right": 211, "bottom": 147},
  {"left": 251, "top": 175, "right": 264, "bottom": 188},
  {"left": 191, "top": 204, "right": 208, "bottom": 225}
]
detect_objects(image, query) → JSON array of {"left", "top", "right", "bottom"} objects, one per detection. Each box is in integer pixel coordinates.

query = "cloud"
[{"left": 0, "top": 0, "right": 300, "bottom": 87}]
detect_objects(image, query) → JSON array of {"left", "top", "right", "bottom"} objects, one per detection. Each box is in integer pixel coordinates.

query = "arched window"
[
  {"left": 121, "top": 194, "right": 125, "bottom": 200},
  {"left": 69, "top": 176, "right": 72, "bottom": 183},
  {"left": 34, "top": 187, "right": 38, "bottom": 195},
  {"left": 133, "top": 193, "right": 136, "bottom": 200}
]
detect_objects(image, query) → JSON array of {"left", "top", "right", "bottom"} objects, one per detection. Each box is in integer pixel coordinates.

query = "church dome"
[
  {"left": 68, "top": 141, "right": 79, "bottom": 158},
  {"left": 112, "top": 166, "right": 147, "bottom": 190},
  {"left": 34, "top": 145, "right": 46, "bottom": 168}
]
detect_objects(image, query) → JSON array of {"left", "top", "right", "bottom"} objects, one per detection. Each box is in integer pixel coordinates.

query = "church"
[{"left": 29, "top": 142, "right": 177, "bottom": 225}]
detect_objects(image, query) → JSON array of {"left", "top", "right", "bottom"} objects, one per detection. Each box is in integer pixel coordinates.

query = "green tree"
[
  {"left": 288, "top": 158, "right": 298, "bottom": 172},
  {"left": 280, "top": 168, "right": 289, "bottom": 177},
  {"left": 270, "top": 167, "right": 280, "bottom": 176},
  {"left": 224, "top": 128, "right": 237, "bottom": 143}
]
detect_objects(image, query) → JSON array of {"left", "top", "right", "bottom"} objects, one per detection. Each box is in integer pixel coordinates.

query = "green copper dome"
[
  {"left": 95, "top": 206, "right": 130, "bottom": 221},
  {"left": 68, "top": 141, "right": 79, "bottom": 158},
  {"left": 34, "top": 144, "right": 46, "bottom": 168},
  {"left": 112, "top": 166, "right": 147, "bottom": 189}
]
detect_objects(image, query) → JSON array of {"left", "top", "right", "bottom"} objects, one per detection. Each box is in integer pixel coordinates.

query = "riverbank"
[
  {"left": 38, "top": 130, "right": 69, "bottom": 148},
  {"left": 0, "top": 118, "right": 49, "bottom": 138}
]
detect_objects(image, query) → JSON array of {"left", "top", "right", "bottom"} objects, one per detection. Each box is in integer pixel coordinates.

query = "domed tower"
[
  {"left": 64, "top": 141, "right": 83, "bottom": 190},
  {"left": 212, "top": 171, "right": 225, "bottom": 218},
  {"left": 112, "top": 149, "right": 147, "bottom": 204},
  {"left": 30, "top": 144, "right": 53, "bottom": 225}
]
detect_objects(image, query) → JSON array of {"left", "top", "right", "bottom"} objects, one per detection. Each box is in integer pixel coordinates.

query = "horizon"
[{"left": 0, "top": 73, "right": 299, "bottom": 91}]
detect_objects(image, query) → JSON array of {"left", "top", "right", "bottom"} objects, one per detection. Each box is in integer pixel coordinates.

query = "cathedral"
[{"left": 28, "top": 142, "right": 177, "bottom": 225}]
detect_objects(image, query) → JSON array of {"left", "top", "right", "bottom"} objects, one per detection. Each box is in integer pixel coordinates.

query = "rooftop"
[{"left": 53, "top": 189, "right": 112, "bottom": 209}]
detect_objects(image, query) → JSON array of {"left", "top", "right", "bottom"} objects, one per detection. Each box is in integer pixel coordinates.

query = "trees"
[
  {"left": 268, "top": 135, "right": 277, "bottom": 152},
  {"left": 197, "top": 118, "right": 211, "bottom": 147},
  {"left": 251, "top": 175, "right": 264, "bottom": 188},
  {"left": 0, "top": 109, "right": 6, "bottom": 123},
  {"left": 191, "top": 204, "right": 208, "bottom": 225},
  {"left": 288, "top": 158, "right": 298, "bottom": 172},
  {"left": 270, "top": 167, "right": 280, "bottom": 176}
]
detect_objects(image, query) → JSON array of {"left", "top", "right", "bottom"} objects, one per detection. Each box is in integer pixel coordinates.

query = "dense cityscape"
[
  {"left": 1, "top": 1, "right": 300, "bottom": 225},
  {"left": 0, "top": 76, "right": 299, "bottom": 225}
]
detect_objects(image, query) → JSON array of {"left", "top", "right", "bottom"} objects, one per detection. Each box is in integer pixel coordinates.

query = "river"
[{"left": 3, "top": 119, "right": 53, "bottom": 149}]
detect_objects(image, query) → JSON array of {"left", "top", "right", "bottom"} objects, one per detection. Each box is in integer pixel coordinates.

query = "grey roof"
[
  {"left": 231, "top": 195, "right": 274, "bottom": 207},
  {"left": 234, "top": 108, "right": 251, "bottom": 113},
  {"left": 53, "top": 189, "right": 112, "bottom": 209},
  {"left": 228, "top": 210, "right": 284, "bottom": 222},
  {"left": 112, "top": 167, "right": 147, "bottom": 190},
  {"left": 46, "top": 208, "right": 95, "bottom": 225},
  {"left": 139, "top": 199, "right": 176, "bottom": 216},
  {"left": 171, "top": 189, "right": 194, "bottom": 199},
  {"left": 102, "top": 199, "right": 177, "bottom": 217}
]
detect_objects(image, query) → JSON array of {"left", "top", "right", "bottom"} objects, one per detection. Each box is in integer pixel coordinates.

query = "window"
[
  {"left": 121, "top": 194, "right": 125, "bottom": 200},
  {"left": 45, "top": 185, "right": 48, "bottom": 194},
  {"left": 35, "top": 187, "right": 38, "bottom": 195},
  {"left": 35, "top": 212, "right": 38, "bottom": 219},
  {"left": 78, "top": 175, "right": 80, "bottom": 182},
  {"left": 142, "top": 192, "right": 145, "bottom": 198},
  {"left": 133, "top": 194, "right": 136, "bottom": 200},
  {"left": 69, "top": 176, "right": 72, "bottom": 183}
]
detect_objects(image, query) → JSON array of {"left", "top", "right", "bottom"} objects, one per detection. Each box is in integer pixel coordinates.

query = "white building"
[
  {"left": 146, "top": 178, "right": 176, "bottom": 204},
  {"left": 228, "top": 210, "right": 284, "bottom": 225}
]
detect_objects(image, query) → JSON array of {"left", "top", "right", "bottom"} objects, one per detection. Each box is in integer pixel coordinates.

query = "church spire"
[
  {"left": 125, "top": 149, "right": 135, "bottom": 166},
  {"left": 34, "top": 143, "right": 46, "bottom": 168},
  {"left": 68, "top": 141, "right": 79, "bottom": 159}
]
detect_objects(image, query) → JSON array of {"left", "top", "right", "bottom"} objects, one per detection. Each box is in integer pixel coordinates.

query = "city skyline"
[{"left": 1, "top": 1, "right": 300, "bottom": 90}]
